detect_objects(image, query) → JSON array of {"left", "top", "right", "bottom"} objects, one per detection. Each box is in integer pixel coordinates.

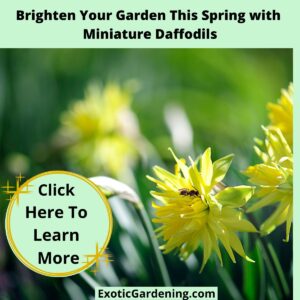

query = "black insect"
[{"left": 179, "top": 188, "right": 199, "bottom": 197}]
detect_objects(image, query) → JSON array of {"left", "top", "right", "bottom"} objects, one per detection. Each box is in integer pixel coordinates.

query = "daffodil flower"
[
  {"left": 148, "top": 148, "right": 256, "bottom": 271},
  {"left": 58, "top": 83, "right": 139, "bottom": 177},
  {"left": 245, "top": 127, "right": 293, "bottom": 242}
]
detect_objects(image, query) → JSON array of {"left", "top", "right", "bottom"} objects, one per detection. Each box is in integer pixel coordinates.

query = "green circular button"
[{"left": 5, "top": 171, "right": 112, "bottom": 277}]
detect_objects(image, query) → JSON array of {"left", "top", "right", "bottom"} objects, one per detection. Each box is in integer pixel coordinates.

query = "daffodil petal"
[
  {"left": 211, "top": 153, "right": 234, "bottom": 185},
  {"left": 200, "top": 227, "right": 212, "bottom": 272},
  {"left": 207, "top": 226, "right": 223, "bottom": 266},
  {"left": 228, "top": 232, "right": 246, "bottom": 258},
  {"left": 254, "top": 145, "right": 269, "bottom": 163},
  {"left": 153, "top": 165, "right": 186, "bottom": 189},
  {"left": 221, "top": 216, "right": 257, "bottom": 232},
  {"left": 260, "top": 201, "right": 289, "bottom": 235},
  {"left": 247, "top": 191, "right": 280, "bottom": 213},
  {"left": 285, "top": 203, "right": 293, "bottom": 242},
  {"left": 168, "top": 148, "right": 190, "bottom": 179},
  {"left": 146, "top": 175, "right": 172, "bottom": 191},
  {"left": 201, "top": 147, "right": 213, "bottom": 187},
  {"left": 209, "top": 222, "right": 236, "bottom": 263},
  {"left": 215, "top": 186, "right": 255, "bottom": 208},
  {"left": 244, "top": 164, "right": 283, "bottom": 186}
]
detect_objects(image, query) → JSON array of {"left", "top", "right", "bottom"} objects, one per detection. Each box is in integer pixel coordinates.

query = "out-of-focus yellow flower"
[
  {"left": 147, "top": 148, "right": 256, "bottom": 271},
  {"left": 267, "top": 84, "right": 293, "bottom": 146},
  {"left": 244, "top": 127, "right": 293, "bottom": 241},
  {"left": 58, "top": 82, "right": 139, "bottom": 177}
]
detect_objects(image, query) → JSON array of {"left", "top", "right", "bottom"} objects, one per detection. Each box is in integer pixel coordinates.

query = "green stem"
[
  {"left": 256, "top": 239, "right": 283, "bottom": 299},
  {"left": 217, "top": 262, "right": 244, "bottom": 300},
  {"left": 267, "top": 243, "right": 290, "bottom": 297},
  {"left": 255, "top": 242, "right": 266, "bottom": 300},
  {"left": 135, "top": 203, "right": 172, "bottom": 286},
  {"left": 247, "top": 214, "right": 289, "bottom": 299}
]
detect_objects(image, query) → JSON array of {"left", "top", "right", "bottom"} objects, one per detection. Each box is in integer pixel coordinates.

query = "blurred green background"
[{"left": 0, "top": 49, "right": 292, "bottom": 300}]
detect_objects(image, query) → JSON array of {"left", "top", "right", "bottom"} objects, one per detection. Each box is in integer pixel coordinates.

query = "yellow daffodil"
[
  {"left": 267, "top": 84, "right": 293, "bottom": 146},
  {"left": 58, "top": 82, "right": 139, "bottom": 177},
  {"left": 244, "top": 127, "right": 293, "bottom": 241},
  {"left": 147, "top": 148, "right": 256, "bottom": 271}
]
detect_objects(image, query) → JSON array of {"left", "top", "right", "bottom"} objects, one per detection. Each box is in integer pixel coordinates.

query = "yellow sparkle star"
[
  {"left": 16, "top": 173, "right": 25, "bottom": 183},
  {"left": 1, "top": 174, "right": 32, "bottom": 205},
  {"left": 1, "top": 180, "right": 15, "bottom": 201},
  {"left": 83, "top": 243, "right": 113, "bottom": 274}
]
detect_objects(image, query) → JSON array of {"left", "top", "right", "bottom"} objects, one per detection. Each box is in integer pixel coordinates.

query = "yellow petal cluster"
[
  {"left": 267, "top": 84, "right": 293, "bottom": 146},
  {"left": 58, "top": 83, "right": 138, "bottom": 177},
  {"left": 148, "top": 148, "right": 256, "bottom": 271},
  {"left": 245, "top": 127, "right": 293, "bottom": 241}
]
